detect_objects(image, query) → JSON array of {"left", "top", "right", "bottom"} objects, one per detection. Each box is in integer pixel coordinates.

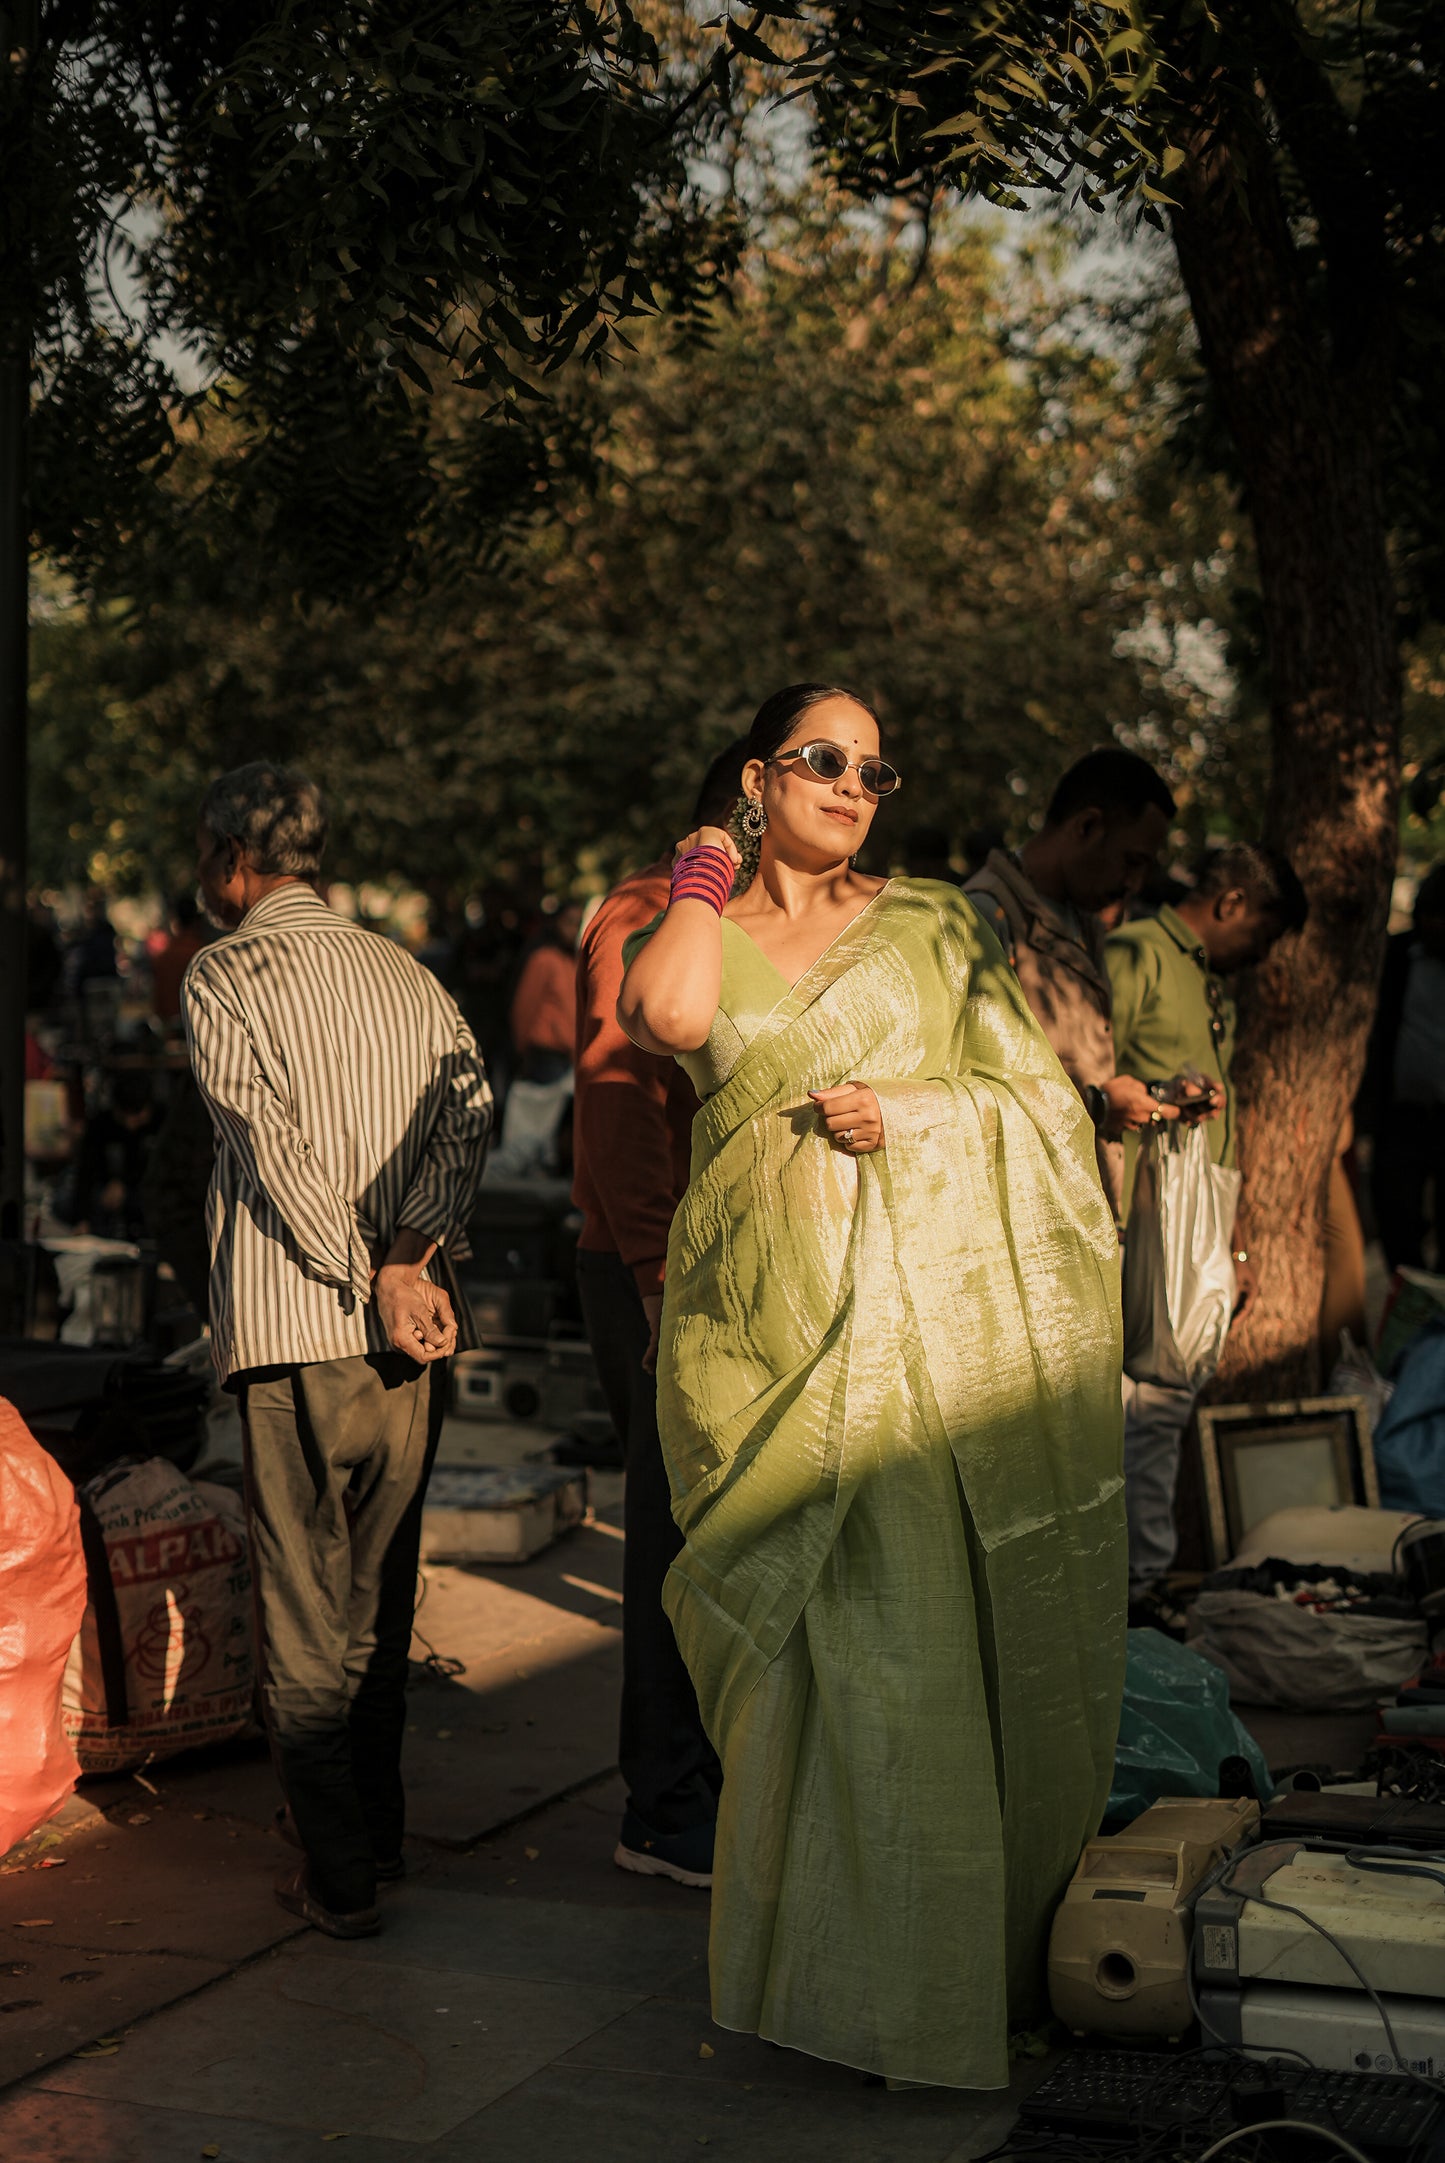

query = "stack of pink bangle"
[{"left": 670, "top": 844, "right": 735, "bottom": 915}]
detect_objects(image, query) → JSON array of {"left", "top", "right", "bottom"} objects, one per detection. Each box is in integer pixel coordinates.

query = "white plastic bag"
[{"left": 1123, "top": 1121, "right": 1241, "bottom": 1393}]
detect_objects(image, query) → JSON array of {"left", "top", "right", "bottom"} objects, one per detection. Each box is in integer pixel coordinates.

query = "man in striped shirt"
[{"left": 183, "top": 762, "right": 491, "bottom": 1938}]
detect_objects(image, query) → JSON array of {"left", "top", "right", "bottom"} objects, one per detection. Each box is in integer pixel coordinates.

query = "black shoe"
[
  {"left": 1127, "top": 1582, "right": 1189, "bottom": 1640},
  {"left": 274, "top": 1862, "right": 380, "bottom": 1939},
  {"left": 613, "top": 1809, "right": 714, "bottom": 1889}
]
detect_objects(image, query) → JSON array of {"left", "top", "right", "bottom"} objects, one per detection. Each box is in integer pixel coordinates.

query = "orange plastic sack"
[{"left": 0, "top": 1396, "right": 86, "bottom": 1855}]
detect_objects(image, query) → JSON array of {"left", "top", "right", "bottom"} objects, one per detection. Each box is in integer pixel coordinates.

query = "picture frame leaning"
[{"left": 1194, "top": 1395, "right": 1380, "bottom": 1571}]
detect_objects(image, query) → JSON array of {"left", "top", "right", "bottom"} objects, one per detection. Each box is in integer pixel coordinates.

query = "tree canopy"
[
  {"left": 724, "top": 0, "right": 1445, "bottom": 1389},
  {"left": 29, "top": 190, "right": 1241, "bottom": 896},
  {"left": 751, "top": 0, "right": 1445, "bottom": 614},
  {"left": 3, "top": 0, "right": 738, "bottom": 596}
]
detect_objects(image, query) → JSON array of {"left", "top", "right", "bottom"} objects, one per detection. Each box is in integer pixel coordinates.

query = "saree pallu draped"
[{"left": 652, "top": 880, "right": 1126, "bottom": 2090}]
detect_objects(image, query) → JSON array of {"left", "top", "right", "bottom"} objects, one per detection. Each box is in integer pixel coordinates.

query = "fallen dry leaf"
[
  {"left": 73, "top": 2044, "right": 120, "bottom": 2059},
  {"left": 126, "top": 1814, "right": 151, "bottom": 1827},
  {"left": 201, "top": 2146, "right": 220, "bottom": 2157},
  {"left": 523, "top": 1847, "right": 539, "bottom": 1862},
  {"left": 105, "top": 1919, "right": 140, "bottom": 1927},
  {"left": 37, "top": 1857, "right": 67, "bottom": 1869},
  {"left": 16, "top": 1921, "right": 53, "bottom": 1929},
  {"left": 698, "top": 2042, "right": 714, "bottom": 2059},
  {"left": 435, "top": 1729, "right": 452, "bottom": 1740}
]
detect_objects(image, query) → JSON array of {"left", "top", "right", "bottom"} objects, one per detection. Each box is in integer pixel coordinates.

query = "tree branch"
[{"left": 1241, "top": 0, "right": 1393, "bottom": 375}]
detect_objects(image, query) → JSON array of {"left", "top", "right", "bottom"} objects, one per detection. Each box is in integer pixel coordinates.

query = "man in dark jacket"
[{"left": 1362, "top": 864, "right": 1445, "bottom": 1271}]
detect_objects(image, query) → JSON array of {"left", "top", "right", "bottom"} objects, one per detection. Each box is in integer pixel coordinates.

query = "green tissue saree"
[{"left": 645, "top": 878, "right": 1125, "bottom": 2090}]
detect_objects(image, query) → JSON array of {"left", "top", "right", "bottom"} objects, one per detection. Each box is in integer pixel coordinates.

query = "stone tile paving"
[
  {"left": 0, "top": 1775, "right": 1040, "bottom": 2163},
  {"left": 0, "top": 1445, "right": 1063, "bottom": 2162}
]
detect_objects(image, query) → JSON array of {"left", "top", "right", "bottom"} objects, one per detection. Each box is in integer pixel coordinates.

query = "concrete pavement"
[{"left": 0, "top": 1431, "right": 1047, "bottom": 2160}]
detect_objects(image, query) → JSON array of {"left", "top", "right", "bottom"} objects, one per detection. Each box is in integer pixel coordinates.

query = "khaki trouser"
[{"left": 239, "top": 1353, "right": 443, "bottom": 1913}]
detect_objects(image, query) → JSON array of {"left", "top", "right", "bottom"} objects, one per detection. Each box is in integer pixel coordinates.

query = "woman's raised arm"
[{"left": 617, "top": 828, "right": 740, "bottom": 1054}]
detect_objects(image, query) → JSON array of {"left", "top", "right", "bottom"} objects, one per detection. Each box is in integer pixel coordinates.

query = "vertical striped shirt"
[{"left": 182, "top": 883, "right": 492, "bottom": 1383}]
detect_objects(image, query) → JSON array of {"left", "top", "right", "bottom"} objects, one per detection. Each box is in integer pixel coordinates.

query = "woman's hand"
[
  {"left": 673, "top": 826, "right": 741, "bottom": 867},
  {"left": 809, "top": 1082, "right": 885, "bottom": 1155}
]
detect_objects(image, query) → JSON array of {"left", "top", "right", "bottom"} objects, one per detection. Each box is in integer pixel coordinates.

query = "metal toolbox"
[{"left": 421, "top": 1463, "right": 587, "bottom": 1564}]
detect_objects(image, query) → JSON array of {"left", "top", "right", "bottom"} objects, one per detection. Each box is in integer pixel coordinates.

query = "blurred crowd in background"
[{"left": 17, "top": 823, "right": 1442, "bottom": 1361}]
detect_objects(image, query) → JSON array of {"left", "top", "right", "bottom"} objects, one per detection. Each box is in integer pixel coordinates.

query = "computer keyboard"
[{"left": 1020, "top": 2048, "right": 1442, "bottom": 2154}]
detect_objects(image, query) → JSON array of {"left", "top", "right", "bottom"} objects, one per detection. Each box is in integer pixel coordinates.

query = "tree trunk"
[{"left": 1167, "top": 88, "right": 1400, "bottom": 1399}]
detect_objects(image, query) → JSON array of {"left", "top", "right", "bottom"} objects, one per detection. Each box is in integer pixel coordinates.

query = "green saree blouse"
[{"left": 638, "top": 878, "right": 1125, "bottom": 2090}]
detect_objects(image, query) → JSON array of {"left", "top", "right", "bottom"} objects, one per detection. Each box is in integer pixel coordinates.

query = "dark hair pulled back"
[
  {"left": 744, "top": 682, "right": 882, "bottom": 768},
  {"left": 728, "top": 683, "right": 882, "bottom": 893}
]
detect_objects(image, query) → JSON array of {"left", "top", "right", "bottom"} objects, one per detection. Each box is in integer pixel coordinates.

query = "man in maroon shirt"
[{"left": 573, "top": 742, "right": 747, "bottom": 1886}]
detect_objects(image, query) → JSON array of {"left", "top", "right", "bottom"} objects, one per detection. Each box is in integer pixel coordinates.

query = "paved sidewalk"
[
  {"left": 0, "top": 1772, "right": 1042, "bottom": 2163},
  {"left": 0, "top": 1435, "right": 1045, "bottom": 2161}
]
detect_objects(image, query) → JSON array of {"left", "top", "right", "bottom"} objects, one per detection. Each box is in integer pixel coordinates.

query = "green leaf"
[{"left": 727, "top": 18, "right": 781, "bottom": 65}]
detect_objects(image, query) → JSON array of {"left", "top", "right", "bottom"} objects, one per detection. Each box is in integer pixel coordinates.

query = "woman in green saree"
[{"left": 618, "top": 684, "right": 1126, "bottom": 2090}]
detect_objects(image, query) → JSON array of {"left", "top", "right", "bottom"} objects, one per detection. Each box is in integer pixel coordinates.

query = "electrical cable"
[
  {"left": 1217, "top": 1849, "right": 1445, "bottom": 2102},
  {"left": 970, "top": 2131, "right": 1124, "bottom": 2163},
  {"left": 1186, "top": 1950, "right": 1315, "bottom": 2072},
  {"left": 1134, "top": 2040, "right": 1323, "bottom": 2163},
  {"left": 1192, "top": 2123, "right": 1372, "bottom": 2163},
  {"left": 1343, "top": 1844, "right": 1445, "bottom": 1893},
  {"left": 410, "top": 1566, "right": 466, "bottom": 1680},
  {"left": 994, "top": 1838, "right": 1445, "bottom": 2163}
]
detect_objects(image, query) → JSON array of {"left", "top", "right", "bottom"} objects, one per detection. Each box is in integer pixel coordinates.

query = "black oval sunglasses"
[{"left": 770, "top": 741, "right": 903, "bottom": 798}]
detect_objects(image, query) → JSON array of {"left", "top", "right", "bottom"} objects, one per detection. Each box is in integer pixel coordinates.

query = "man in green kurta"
[{"left": 1107, "top": 844, "right": 1309, "bottom": 1611}]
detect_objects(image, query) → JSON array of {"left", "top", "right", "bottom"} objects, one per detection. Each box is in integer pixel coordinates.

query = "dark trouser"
[
  {"left": 238, "top": 1352, "right": 443, "bottom": 1914},
  {"left": 576, "top": 1249, "right": 720, "bottom": 1835},
  {"left": 1372, "top": 1103, "right": 1445, "bottom": 1272}
]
